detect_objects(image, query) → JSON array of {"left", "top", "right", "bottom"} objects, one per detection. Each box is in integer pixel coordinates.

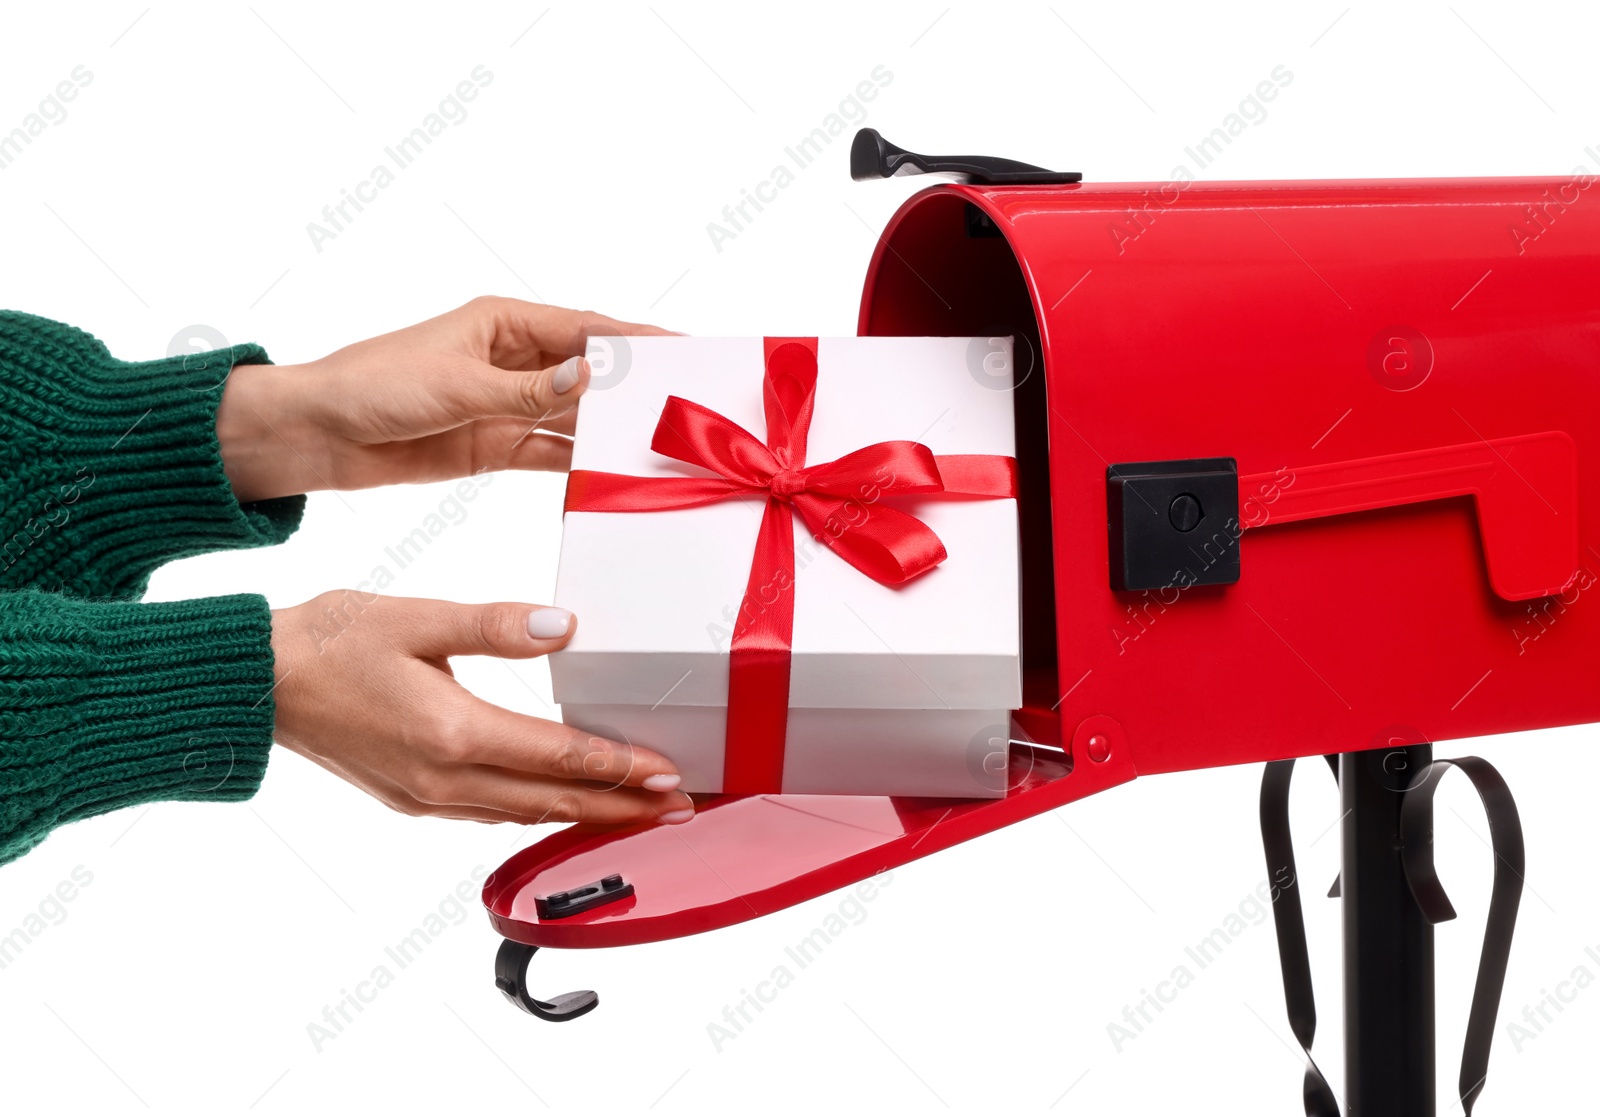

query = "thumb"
[
  {"left": 445, "top": 354, "right": 590, "bottom": 423},
  {"left": 402, "top": 599, "right": 576, "bottom": 659}
]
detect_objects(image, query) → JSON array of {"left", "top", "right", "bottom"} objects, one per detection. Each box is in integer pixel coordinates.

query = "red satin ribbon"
[{"left": 564, "top": 337, "right": 1018, "bottom": 794}]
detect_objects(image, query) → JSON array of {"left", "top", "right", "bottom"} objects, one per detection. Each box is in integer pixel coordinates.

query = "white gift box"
[{"left": 550, "top": 335, "right": 1021, "bottom": 797}]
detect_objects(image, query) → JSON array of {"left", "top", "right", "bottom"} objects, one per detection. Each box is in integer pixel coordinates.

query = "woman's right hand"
[{"left": 268, "top": 592, "right": 693, "bottom": 827}]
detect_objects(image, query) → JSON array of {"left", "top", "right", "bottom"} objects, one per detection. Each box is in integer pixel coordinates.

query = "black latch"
[
  {"left": 850, "top": 128, "right": 1082, "bottom": 186},
  {"left": 535, "top": 874, "right": 634, "bottom": 920},
  {"left": 1107, "top": 458, "right": 1240, "bottom": 592}
]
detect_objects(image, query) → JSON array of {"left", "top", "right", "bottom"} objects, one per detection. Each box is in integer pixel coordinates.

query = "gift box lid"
[{"left": 551, "top": 336, "right": 1021, "bottom": 712}]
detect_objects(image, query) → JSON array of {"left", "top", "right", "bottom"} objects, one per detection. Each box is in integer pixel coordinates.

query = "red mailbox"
[
  {"left": 859, "top": 150, "right": 1592, "bottom": 772},
  {"left": 482, "top": 128, "right": 1586, "bottom": 1111}
]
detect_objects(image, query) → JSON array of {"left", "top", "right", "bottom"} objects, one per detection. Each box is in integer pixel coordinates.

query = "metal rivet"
[{"left": 1169, "top": 493, "right": 1202, "bottom": 532}]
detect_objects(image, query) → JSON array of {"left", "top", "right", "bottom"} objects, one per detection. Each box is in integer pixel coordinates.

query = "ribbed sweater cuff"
[
  {"left": 0, "top": 312, "right": 306, "bottom": 598},
  {"left": 0, "top": 590, "right": 276, "bottom": 864}
]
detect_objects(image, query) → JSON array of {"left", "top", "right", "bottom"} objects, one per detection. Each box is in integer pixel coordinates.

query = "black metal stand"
[
  {"left": 1340, "top": 744, "right": 1435, "bottom": 1117},
  {"left": 1261, "top": 743, "right": 1523, "bottom": 1117}
]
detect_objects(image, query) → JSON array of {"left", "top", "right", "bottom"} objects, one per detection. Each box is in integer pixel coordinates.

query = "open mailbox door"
[{"left": 484, "top": 129, "right": 1592, "bottom": 1111}]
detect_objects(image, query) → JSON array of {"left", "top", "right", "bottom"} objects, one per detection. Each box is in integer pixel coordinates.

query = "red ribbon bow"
[{"left": 564, "top": 338, "right": 1018, "bottom": 795}]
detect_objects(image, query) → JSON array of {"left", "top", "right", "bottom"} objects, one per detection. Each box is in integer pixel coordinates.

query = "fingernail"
[
  {"left": 659, "top": 808, "right": 694, "bottom": 825},
  {"left": 527, "top": 607, "right": 573, "bottom": 638},
  {"left": 643, "top": 773, "right": 681, "bottom": 792},
  {"left": 551, "top": 356, "right": 584, "bottom": 394}
]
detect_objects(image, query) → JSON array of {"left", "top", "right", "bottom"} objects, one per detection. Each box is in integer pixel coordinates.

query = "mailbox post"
[{"left": 1343, "top": 744, "right": 1437, "bottom": 1117}]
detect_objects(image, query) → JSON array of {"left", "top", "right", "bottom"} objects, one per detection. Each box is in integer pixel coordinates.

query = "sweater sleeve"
[
  {"left": 0, "top": 311, "right": 305, "bottom": 599},
  {"left": 0, "top": 588, "right": 278, "bottom": 865}
]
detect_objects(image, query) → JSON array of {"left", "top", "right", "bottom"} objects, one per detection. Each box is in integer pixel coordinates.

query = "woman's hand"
[
  {"left": 217, "top": 297, "right": 671, "bottom": 503},
  {"left": 270, "top": 592, "right": 694, "bottom": 827}
]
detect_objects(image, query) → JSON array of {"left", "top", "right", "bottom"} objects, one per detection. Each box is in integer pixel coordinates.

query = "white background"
[{"left": 1, "top": 2, "right": 1598, "bottom": 1113}]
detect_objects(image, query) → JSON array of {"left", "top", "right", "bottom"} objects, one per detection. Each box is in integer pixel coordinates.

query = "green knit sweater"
[{"left": 0, "top": 311, "right": 305, "bottom": 865}]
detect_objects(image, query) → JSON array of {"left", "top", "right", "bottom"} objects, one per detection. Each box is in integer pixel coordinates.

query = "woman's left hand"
[{"left": 216, "top": 296, "right": 671, "bottom": 502}]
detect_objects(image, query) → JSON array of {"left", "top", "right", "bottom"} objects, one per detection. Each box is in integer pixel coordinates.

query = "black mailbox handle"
[{"left": 850, "top": 128, "right": 1082, "bottom": 186}]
